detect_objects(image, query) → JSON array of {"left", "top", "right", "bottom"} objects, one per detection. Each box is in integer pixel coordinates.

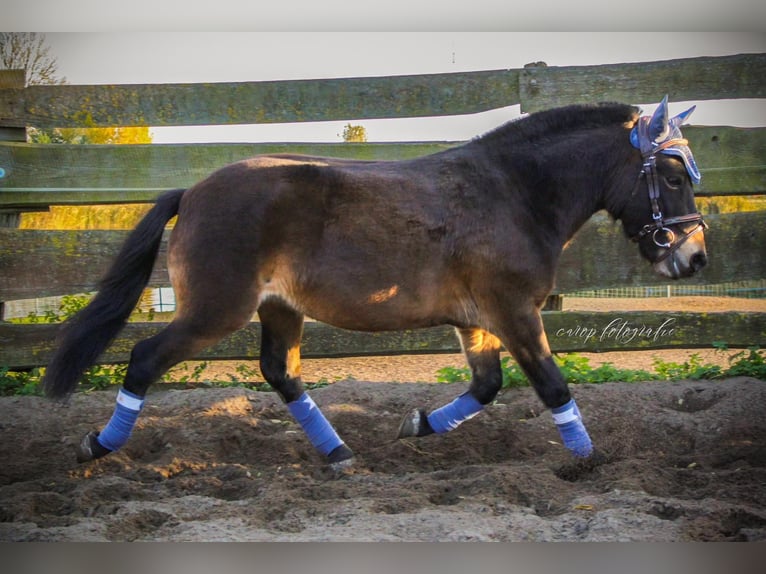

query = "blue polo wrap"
[
  {"left": 96, "top": 388, "right": 145, "bottom": 452},
  {"left": 551, "top": 398, "right": 593, "bottom": 458},
  {"left": 427, "top": 392, "right": 484, "bottom": 434},
  {"left": 287, "top": 393, "right": 345, "bottom": 456}
]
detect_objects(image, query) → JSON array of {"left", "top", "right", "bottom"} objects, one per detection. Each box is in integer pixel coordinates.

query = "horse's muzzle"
[{"left": 653, "top": 244, "right": 707, "bottom": 279}]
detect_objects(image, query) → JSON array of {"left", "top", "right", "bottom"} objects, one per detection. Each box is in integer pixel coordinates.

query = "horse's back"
[{"left": 167, "top": 153, "right": 475, "bottom": 330}]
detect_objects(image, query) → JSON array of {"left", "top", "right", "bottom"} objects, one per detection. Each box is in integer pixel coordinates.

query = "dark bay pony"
[{"left": 43, "top": 97, "right": 708, "bottom": 469}]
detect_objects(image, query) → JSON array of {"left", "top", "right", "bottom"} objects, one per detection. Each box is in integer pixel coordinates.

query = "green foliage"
[
  {"left": 435, "top": 365, "right": 471, "bottom": 383},
  {"left": 435, "top": 347, "right": 766, "bottom": 387},
  {"left": 438, "top": 353, "right": 654, "bottom": 386},
  {"left": 58, "top": 294, "right": 91, "bottom": 319},
  {"left": 0, "top": 367, "right": 44, "bottom": 396},
  {"left": 718, "top": 346, "right": 766, "bottom": 379},
  {"left": 11, "top": 294, "right": 92, "bottom": 324},
  {"left": 167, "top": 361, "right": 210, "bottom": 385},
  {"left": 651, "top": 353, "right": 723, "bottom": 380},
  {"left": 3, "top": 294, "right": 125, "bottom": 395},
  {"left": 79, "top": 364, "right": 128, "bottom": 392},
  {"left": 556, "top": 354, "right": 654, "bottom": 384},
  {"left": 21, "top": 204, "right": 153, "bottom": 231},
  {"left": 340, "top": 123, "right": 368, "bottom": 143},
  {"left": 696, "top": 195, "right": 766, "bottom": 215}
]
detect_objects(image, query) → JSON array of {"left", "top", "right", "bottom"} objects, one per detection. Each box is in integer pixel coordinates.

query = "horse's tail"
[{"left": 43, "top": 188, "right": 186, "bottom": 400}]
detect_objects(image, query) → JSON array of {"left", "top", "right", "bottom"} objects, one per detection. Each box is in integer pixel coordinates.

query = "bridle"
[{"left": 629, "top": 117, "right": 707, "bottom": 263}]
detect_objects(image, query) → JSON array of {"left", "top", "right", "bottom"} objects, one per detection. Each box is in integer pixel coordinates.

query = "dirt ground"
[{"left": 1, "top": 297, "right": 764, "bottom": 542}]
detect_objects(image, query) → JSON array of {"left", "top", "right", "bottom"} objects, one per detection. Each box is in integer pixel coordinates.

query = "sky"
[{"left": 41, "top": 32, "right": 766, "bottom": 143}]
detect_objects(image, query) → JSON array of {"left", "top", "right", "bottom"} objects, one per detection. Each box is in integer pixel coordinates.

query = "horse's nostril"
[{"left": 691, "top": 251, "right": 707, "bottom": 271}]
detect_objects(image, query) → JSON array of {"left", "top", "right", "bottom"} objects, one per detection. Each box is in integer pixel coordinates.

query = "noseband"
[{"left": 630, "top": 119, "right": 707, "bottom": 263}]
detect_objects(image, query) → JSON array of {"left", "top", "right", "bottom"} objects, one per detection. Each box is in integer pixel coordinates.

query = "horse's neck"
[{"left": 504, "top": 145, "right": 610, "bottom": 248}]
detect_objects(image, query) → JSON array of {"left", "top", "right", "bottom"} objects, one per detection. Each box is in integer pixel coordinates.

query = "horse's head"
[{"left": 618, "top": 96, "right": 707, "bottom": 279}]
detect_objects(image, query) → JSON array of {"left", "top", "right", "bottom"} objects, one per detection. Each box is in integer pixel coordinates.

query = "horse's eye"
[{"left": 664, "top": 175, "right": 683, "bottom": 188}]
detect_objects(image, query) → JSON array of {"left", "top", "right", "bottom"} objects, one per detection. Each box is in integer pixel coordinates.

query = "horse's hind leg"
[
  {"left": 258, "top": 299, "right": 354, "bottom": 467},
  {"left": 398, "top": 328, "right": 503, "bottom": 438},
  {"left": 76, "top": 318, "right": 245, "bottom": 463}
]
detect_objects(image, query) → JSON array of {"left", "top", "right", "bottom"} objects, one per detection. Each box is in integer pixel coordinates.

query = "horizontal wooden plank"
[
  {"left": 0, "top": 69, "right": 521, "bottom": 129},
  {"left": 1, "top": 212, "right": 763, "bottom": 302},
  {"left": 1, "top": 126, "right": 763, "bottom": 208},
  {"left": 555, "top": 211, "right": 766, "bottom": 293},
  {"left": 520, "top": 53, "right": 766, "bottom": 113},
  {"left": 2, "top": 55, "right": 762, "bottom": 130},
  {"left": 0, "top": 229, "right": 172, "bottom": 300},
  {"left": 0, "top": 141, "right": 458, "bottom": 207},
  {"left": 1, "top": 311, "right": 763, "bottom": 370},
  {"left": 684, "top": 126, "right": 766, "bottom": 196}
]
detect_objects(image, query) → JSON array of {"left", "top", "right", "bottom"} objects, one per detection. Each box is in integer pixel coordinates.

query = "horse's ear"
[
  {"left": 670, "top": 104, "right": 696, "bottom": 128},
  {"left": 648, "top": 95, "right": 670, "bottom": 143}
]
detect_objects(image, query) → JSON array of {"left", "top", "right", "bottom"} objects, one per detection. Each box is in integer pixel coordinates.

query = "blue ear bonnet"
[{"left": 630, "top": 97, "right": 701, "bottom": 185}]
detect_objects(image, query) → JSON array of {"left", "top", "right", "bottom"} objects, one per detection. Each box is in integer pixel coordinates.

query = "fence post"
[{"left": 0, "top": 70, "right": 27, "bottom": 320}]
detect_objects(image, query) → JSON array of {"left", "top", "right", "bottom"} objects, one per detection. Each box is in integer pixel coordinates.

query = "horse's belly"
[{"left": 259, "top": 275, "right": 450, "bottom": 332}]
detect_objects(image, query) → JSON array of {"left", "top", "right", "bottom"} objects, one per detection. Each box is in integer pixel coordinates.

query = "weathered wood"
[
  {"left": 683, "top": 126, "right": 766, "bottom": 196},
  {"left": 546, "top": 311, "right": 766, "bottom": 354},
  {"left": 520, "top": 53, "right": 766, "bottom": 113},
  {"left": 2, "top": 311, "right": 763, "bottom": 370},
  {"left": 0, "top": 70, "right": 26, "bottom": 143},
  {"left": 0, "top": 70, "right": 26, "bottom": 320},
  {"left": 1, "top": 126, "right": 763, "bottom": 208},
  {"left": 0, "top": 69, "right": 522, "bottom": 129},
  {"left": 555, "top": 211, "right": 766, "bottom": 293},
  {"left": 2, "top": 55, "right": 762, "bottom": 130},
  {"left": 1, "top": 212, "right": 762, "bottom": 302},
  {"left": 0, "top": 141, "right": 458, "bottom": 207},
  {"left": 0, "top": 229, "right": 171, "bottom": 300}
]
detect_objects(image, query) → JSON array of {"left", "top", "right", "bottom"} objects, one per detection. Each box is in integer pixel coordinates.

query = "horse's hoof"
[
  {"left": 318, "top": 444, "right": 355, "bottom": 478},
  {"left": 327, "top": 443, "right": 354, "bottom": 465},
  {"left": 397, "top": 409, "right": 434, "bottom": 439},
  {"left": 75, "top": 431, "right": 112, "bottom": 463},
  {"left": 328, "top": 457, "right": 355, "bottom": 473}
]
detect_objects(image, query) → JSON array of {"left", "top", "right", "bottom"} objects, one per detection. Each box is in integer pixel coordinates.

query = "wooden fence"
[{"left": 1, "top": 53, "right": 765, "bottom": 370}]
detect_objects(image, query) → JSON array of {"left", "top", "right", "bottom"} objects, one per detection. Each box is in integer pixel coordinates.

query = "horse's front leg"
[
  {"left": 398, "top": 327, "right": 503, "bottom": 437},
  {"left": 499, "top": 308, "right": 593, "bottom": 458},
  {"left": 398, "top": 309, "right": 594, "bottom": 459}
]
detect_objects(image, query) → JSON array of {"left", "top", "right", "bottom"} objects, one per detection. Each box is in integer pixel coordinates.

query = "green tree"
[{"left": 341, "top": 123, "right": 368, "bottom": 143}]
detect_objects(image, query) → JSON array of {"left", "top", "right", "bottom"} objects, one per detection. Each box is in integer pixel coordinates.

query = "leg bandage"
[
  {"left": 287, "top": 393, "right": 345, "bottom": 456},
  {"left": 551, "top": 398, "right": 593, "bottom": 457},
  {"left": 96, "top": 387, "right": 145, "bottom": 452},
  {"left": 427, "top": 392, "right": 484, "bottom": 434}
]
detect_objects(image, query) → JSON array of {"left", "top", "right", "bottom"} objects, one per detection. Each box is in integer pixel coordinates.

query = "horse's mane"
[{"left": 475, "top": 102, "right": 640, "bottom": 147}]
